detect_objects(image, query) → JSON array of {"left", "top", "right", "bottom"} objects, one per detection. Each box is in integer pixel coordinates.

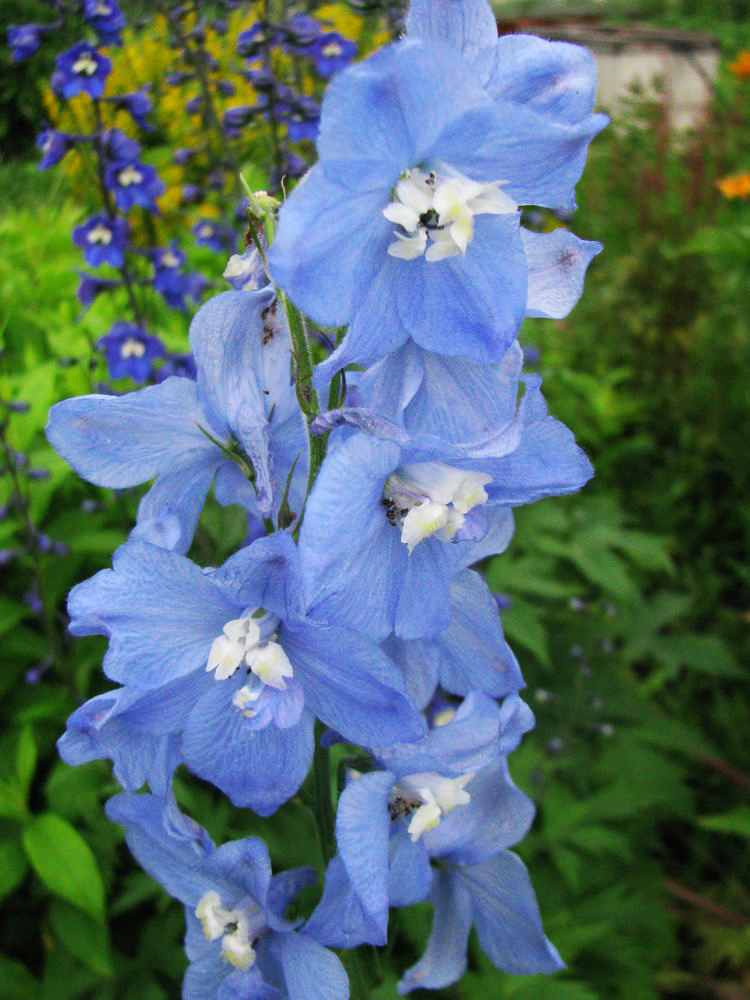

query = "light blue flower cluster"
[{"left": 47, "top": 1, "right": 605, "bottom": 995}]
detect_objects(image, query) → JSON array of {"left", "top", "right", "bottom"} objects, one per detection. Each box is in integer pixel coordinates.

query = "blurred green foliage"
[{"left": 2, "top": 9, "right": 750, "bottom": 1000}]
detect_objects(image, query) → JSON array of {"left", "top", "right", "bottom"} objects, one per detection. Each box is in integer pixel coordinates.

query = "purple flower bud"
[
  {"left": 523, "top": 345, "right": 541, "bottom": 366},
  {"left": 24, "top": 589, "right": 43, "bottom": 614},
  {"left": 26, "top": 468, "right": 50, "bottom": 481},
  {"left": 211, "top": 19, "right": 228, "bottom": 35},
  {"left": 36, "top": 129, "right": 75, "bottom": 169},
  {"left": 173, "top": 147, "right": 197, "bottom": 165},
  {"left": 285, "top": 13, "right": 321, "bottom": 48},
  {"left": 102, "top": 128, "right": 141, "bottom": 165},
  {"left": 0, "top": 549, "right": 19, "bottom": 566},
  {"left": 77, "top": 270, "right": 118, "bottom": 307},
  {"left": 4, "top": 400, "right": 30, "bottom": 413},
  {"left": 103, "top": 87, "right": 153, "bottom": 130},
  {"left": 185, "top": 96, "right": 202, "bottom": 115},
  {"left": 216, "top": 79, "right": 236, "bottom": 97},
  {"left": 36, "top": 533, "right": 54, "bottom": 553},
  {"left": 167, "top": 71, "right": 193, "bottom": 86},
  {"left": 83, "top": 0, "right": 126, "bottom": 47},
  {"left": 180, "top": 183, "right": 201, "bottom": 205},
  {"left": 8, "top": 23, "right": 46, "bottom": 61}
]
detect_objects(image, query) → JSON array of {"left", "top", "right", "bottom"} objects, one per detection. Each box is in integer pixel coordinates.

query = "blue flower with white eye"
[
  {"left": 309, "top": 33, "right": 357, "bottom": 78},
  {"left": 64, "top": 533, "right": 424, "bottom": 814},
  {"left": 83, "top": 0, "right": 126, "bottom": 47},
  {"left": 47, "top": 290, "right": 308, "bottom": 551},
  {"left": 306, "top": 691, "right": 561, "bottom": 986},
  {"left": 193, "top": 219, "right": 236, "bottom": 253},
  {"left": 268, "top": 38, "right": 605, "bottom": 384},
  {"left": 299, "top": 343, "right": 592, "bottom": 641},
  {"left": 101, "top": 127, "right": 141, "bottom": 164},
  {"left": 37, "top": 129, "right": 75, "bottom": 169},
  {"left": 96, "top": 322, "right": 165, "bottom": 383},
  {"left": 53, "top": 42, "right": 111, "bottom": 99},
  {"left": 72, "top": 213, "right": 129, "bottom": 268},
  {"left": 105, "top": 158, "right": 165, "bottom": 213},
  {"left": 106, "top": 793, "right": 349, "bottom": 999}
]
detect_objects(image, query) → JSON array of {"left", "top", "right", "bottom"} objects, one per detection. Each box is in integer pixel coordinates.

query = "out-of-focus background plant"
[{"left": 1, "top": 0, "right": 750, "bottom": 998}]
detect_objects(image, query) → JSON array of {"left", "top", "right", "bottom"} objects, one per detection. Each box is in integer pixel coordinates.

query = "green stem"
[{"left": 312, "top": 722, "right": 336, "bottom": 867}]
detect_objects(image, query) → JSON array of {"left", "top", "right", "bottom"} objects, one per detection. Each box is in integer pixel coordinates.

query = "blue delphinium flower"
[
  {"left": 309, "top": 32, "right": 357, "bottom": 78},
  {"left": 193, "top": 219, "right": 235, "bottom": 253},
  {"left": 306, "top": 690, "right": 562, "bottom": 987},
  {"left": 8, "top": 23, "right": 51, "bottom": 61},
  {"left": 285, "top": 12, "right": 321, "bottom": 49},
  {"left": 72, "top": 213, "right": 129, "bottom": 268},
  {"left": 83, "top": 0, "right": 126, "bottom": 47},
  {"left": 287, "top": 96, "right": 320, "bottom": 142},
  {"left": 106, "top": 793, "right": 349, "bottom": 999},
  {"left": 52, "top": 42, "right": 112, "bottom": 99},
  {"left": 268, "top": 39, "right": 606, "bottom": 384},
  {"left": 63, "top": 533, "right": 424, "bottom": 814},
  {"left": 101, "top": 127, "right": 141, "bottom": 164},
  {"left": 299, "top": 344, "right": 592, "bottom": 640},
  {"left": 36, "top": 129, "right": 75, "bottom": 169},
  {"left": 47, "top": 290, "right": 308, "bottom": 550},
  {"left": 77, "top": 271, "right": 118, "bottom": 307},
  {"left": 97, "top": 322, "right": 165, "bottom": 382},
  {"left": 105, "top": 159, "right": 165, "bottom": 212}
]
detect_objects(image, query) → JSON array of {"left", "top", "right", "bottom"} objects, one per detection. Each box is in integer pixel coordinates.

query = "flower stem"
[{"left": 312, "top": 721, "right": 336, "bottom": 867}]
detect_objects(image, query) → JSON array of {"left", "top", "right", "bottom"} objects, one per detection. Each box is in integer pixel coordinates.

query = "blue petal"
[
  {"left": 182, "top": 682, "right": 314, "bottom": 816},
  {"left": 68, "top": 542, "right": 238, "bottom": 689},
  {"left": 264, "top": 930, "right": 349, "bottom": 1000},
  {"left": 105, "top": 793, "right": 215, "bottom": 906},
  {"left": 424, "top": 760, "right": 536, "bottom": 865},
  {"left": 523, "top": 227, "right": 602, "bottom": 319},
  {"left": 335, "top": 770, "right": 394, "bottom": 940},
  {"left": 201, "top": 837, "right": 272, "bottom": 911},
  {"left": 397, "top": 869, "right": 473, "bottom": 994},
  {"left": 46, "top": 377, "right": 212, "bottom": 488},
  {"left": 305, "top": 855, "right": 385, "bottom": 948},
  {"left": 486, "top": 34, "right": 599, "bottom": 125},
  {"left": 387, "top": 826, "right": 433, "bottom": 907},
  {"left": 182, "top": 951, "right": 227, "bottom": 1000},
  {"left": 135, "top": 456, "right": 220, "bottom": 554},
  {"left": 378, "top": 691, "right": 506, "bottom": 778},
  {"left": 268, "top": 166, "right": 389, "bottom": 328},
  {"left": 460, "top": 852, "right": 564, "bottom": 974},
  {"left": 381, "top": 635, "right": 439, "bottom": 710},
  {"left": 405, "top": 0, "right": 498, "bottom": 66},
  {"left": 396, "top": 533, "right": 456, "bottom": 640},
  {"left": 299, "top": 435, "right": 402, "bottom": 640},
  {"left": 316, "top": 40, "right": 495, "bottom": 192},
  {"left": 281, "top": 621, "right": 425, "bottom": 746},
  {"left": 211, "top": 532, "right": 304, "bottom": 621},
  {"left": 435, "top": 569, "right": 524, "bottom": 697},
  {"left": 450, "top": 505, "right": 515, "bottom": 571},
  {"left": 267, "top": 868, "right": 318, "bottom": 931}
]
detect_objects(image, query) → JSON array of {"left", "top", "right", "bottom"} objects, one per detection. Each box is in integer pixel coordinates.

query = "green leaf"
[
  {"left": 49, "top": 900, "right": 112, "bottom": 978},
  {"left": 0, "top": 778, "right": 27, "bottom": 821},
  {"left": 699, "top": 807, "right": 750, "bottom": 839},
  {"left": 655, "top": 634, "right": 744, "bottom": 680},
  {"left": 0, "top": 955, "right": 41, "bottom": 999},
  {"left": 15, "top": 726, "right": 36, "bottom": 799},
  {"left": 23, "top": 813, "right": 105, "bottom": 922},
  {"left": 0, "top": 838, "right": 28, "bottom": 901},
  {"left": 501, "top": 599, "right": 550, "bottom": 668}
]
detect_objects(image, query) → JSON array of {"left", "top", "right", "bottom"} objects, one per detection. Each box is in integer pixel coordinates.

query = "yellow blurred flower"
[
  {"left": 716, "top": 173, "right": 750, "bottom": 199},
  {"left": 728, "top": 50, "right": 750, "bottom": 79}
]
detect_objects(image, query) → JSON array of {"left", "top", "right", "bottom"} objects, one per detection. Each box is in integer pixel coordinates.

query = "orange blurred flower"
[
  {"left": 729, "top": 50, "right": 750, "bottom": 78},
  {"left": 717, "top": 173, "right": 750, "bottom": 198}
]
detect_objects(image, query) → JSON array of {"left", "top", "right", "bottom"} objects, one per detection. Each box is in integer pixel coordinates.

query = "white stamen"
[
  {"left": 72, "top": 53, "right": 98, "bottom": 76},
  {"left": 383, "top": 166, "right": 516, "bottom": 262},
  {"left": 195, "top": 891, "right": 257, "bottom": 971},
  {"left": 384, "top": 462, "right": 491, "bottom": 553},
  {"left": 207, "top": 615, "right": 294, "bottom": 691},
  {"left": 398, "top": 772, "right": 475, "bottom": 842},
  {"left": 86, "top": 223, "right": 113, "bottom": 246},
  {"left": 160, "top": 250, "right": 180, "bottom": 268},
  {"left": 118, "top": 165, "right": 143, "bottom": 187},
  {"left": 322, "top": 41, "right": 343, "bottom": 58},
  {"left": 120, "top": 337, "right": 146, "bottom": 359}
]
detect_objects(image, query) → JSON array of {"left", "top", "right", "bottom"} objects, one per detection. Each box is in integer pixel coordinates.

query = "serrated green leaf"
[
  {"left": 656, "top": 634, "right": 744, "bottom": 679},
  {"left": 699, "top": 807, "right": 750, "bottom": 839},
  {"left": 23, "top": 813, "right": 105, "bottom": 922}
]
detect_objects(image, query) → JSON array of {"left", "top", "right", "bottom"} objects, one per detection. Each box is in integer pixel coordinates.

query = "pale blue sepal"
[
  {"left": 424, "top": 760, "right": 536, "bottom": 866},
  {"left": 387, "top": 826, "right": 433, "bottom": 907},
  {"left": 381, "top": 635, "right": 439, "bottom": 710},
  {"left": 305, "top": 856, "right": 385, "bottom": 948},
  {"left": 405, "top": 0, "right": 498, "bottom": 67},
  {"left": 267, "top": 868, "right": 317, "bottom": 932},
  {"left": 211, "top": 531, "right": 305, "bottom": 621},
  {"left": 397, "top": 869, "right": 473, "bottom": 994},
  {"left": 67, "top": 541, "right": 237, "bottom": 689},
  {"left": 263, "top": 928, "right": 349, "bottom": 1000},
  {"left": 335, "top": 770, "right": 394, "bottom": 940},
  {"left": 523, "top": 227, "right": 603, "bottom": 319},
  {"left": 459, "top": 852, "right": 565, "bottom": 974}
]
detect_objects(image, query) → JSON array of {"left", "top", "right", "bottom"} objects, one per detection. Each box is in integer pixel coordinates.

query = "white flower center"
[
  {"left": 195, "top": 891, "right": 258, "bottom": 971},
  {"left": 87, "top": 223, "right": 113, "bottom": 246},
  {"left": 120, "top": 337, "right": 146, "bottom": 359},
  {"left": 72, "top": 53, "right": 98, "bottom": 76},
  {"left": 383, "top": 166, "right": 516, "bottom": 262},
  {"left": 322, "top": 41, "right": 343, "bottom": 57},
  {"left": 198, "top": 223, "right": 214, "bottom": 238},
  {"left": 160, "top": 250, "right": 180, "bottom": 268},
  {"left": 390, "top": 772, "right": 474, "bottom": 842},
  {"left": 207, "top": 615, "right": 293, "bottom": 690},
  {"left": 95, "top": 2, "right": 112, "bottom": 13},
  {"left": 118, "top": 165, "right": 143, "bottom": 187},
  {"left": 383, "top": 462, "right": 491, "bottom": 553}
]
